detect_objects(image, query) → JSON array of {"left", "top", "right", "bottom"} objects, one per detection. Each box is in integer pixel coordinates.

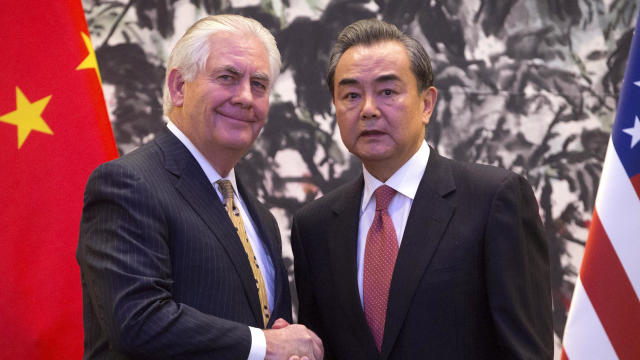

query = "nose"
[
  {"left": 360, "top": 94, "right": 379, "bottom": 120},
  {"left": 231, "top": 78, "right": 253, "bottom": 109}
]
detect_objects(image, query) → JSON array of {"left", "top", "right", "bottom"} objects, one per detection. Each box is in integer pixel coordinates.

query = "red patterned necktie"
[{"left": 363, "top": 185, "right": 399, "bottom": 353}]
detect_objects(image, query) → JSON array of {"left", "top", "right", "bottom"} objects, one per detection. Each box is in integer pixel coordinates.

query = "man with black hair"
[{"left": 291, "top": 18, "right": 553, "bottom": 359}]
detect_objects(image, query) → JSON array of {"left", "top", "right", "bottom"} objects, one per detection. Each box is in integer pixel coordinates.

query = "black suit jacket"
[
  {"left": 291, "top": 149, "right": 553, "bottom": 359},
  {"left": 77, "top": 129, "right": 291, "bottom": 359}
]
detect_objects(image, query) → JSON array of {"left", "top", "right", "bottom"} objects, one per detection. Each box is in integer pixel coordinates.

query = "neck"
[
  {"left": 363, "top": 141, "right": 422, "bottom": 183},
  {"left": 205, "top": 149, "right": 242, "bottom": 178},
  {"left": 169, "top": 112, "right": 245, "bottom": 178},
  {"left": 363, "top": 162, "right": 398, "bottom": 183}
]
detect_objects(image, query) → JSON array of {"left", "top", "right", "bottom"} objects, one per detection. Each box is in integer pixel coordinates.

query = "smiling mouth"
[{"left": 217, "top": 111, "right": 253, "bottom": 123}]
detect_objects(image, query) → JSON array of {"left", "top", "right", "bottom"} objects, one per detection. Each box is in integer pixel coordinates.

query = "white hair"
[{"left": 162, "top": 14, "right": 281, "bottom": 115}]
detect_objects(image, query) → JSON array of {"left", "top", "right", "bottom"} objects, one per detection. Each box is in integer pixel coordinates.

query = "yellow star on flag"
[
  {"left": 0, "top": 87, "right": 53, "bottom": 149},
  {"left": 76, "top": 32, "right": 102, "bottom": 84}
]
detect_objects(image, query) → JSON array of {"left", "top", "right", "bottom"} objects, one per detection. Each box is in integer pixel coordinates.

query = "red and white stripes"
[{"left": 562, "top": 140, "right": 640, "bottom": 359}]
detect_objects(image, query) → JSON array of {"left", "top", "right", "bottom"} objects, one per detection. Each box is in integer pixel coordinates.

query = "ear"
[
  {"left": 167, "top": 68, "right": 186, "bottom": 107},
  {"left": 420, "top": 86, "right": 438, "bottom": 126}
]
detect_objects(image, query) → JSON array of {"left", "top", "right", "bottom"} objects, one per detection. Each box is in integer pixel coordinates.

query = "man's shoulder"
[
  {"left": 433, "top": 152, "right": 531, "bottom": 199},
  {"left": 93, "top": 131, "right": 173, "bottom": 176},
  {"left": 294, "top": 177, "right": 361, "bottom": 221},
  {"left": 436, "top": 152, "right": 517, "bottom": 184}
]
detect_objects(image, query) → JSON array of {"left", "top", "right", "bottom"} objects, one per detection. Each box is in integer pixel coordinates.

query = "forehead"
[
  {"left": 204, "top": 32, "right": 270, "bottom": 73},
  {"left": 335, "top": 40, "right": 413, "bottom": 83}
]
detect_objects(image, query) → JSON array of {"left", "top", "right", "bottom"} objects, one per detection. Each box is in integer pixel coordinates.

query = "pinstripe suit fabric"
[{"left": 77, "top": 129, "right": 291, "bottom": 359}]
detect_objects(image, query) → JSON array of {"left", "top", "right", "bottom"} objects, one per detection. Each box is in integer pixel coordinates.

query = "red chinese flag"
[{"left": 0, "top": 1, "right": 118, "bottom": 358}]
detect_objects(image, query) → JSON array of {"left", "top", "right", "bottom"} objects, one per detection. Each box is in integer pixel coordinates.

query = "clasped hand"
[{"left": 264, "top": 318, "right": 323, "bottom": 360}]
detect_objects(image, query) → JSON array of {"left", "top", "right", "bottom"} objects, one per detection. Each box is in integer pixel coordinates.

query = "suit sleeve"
[
  {"left": 290, "top": 216, "right": 335, "bottom": 360},
  {"left": 77, "top": 161, "right": 251, "bottom": 359},
  {"left": 484, "top": 173, "right": 554, "bottom": 359}
]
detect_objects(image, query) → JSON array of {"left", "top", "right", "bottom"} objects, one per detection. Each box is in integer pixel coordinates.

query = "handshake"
[{"left": 264, "top": 318, "right": 324, "bottom": 360}]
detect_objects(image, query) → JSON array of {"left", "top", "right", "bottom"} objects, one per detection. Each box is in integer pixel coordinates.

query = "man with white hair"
[{"left": 77, "top": 15, "right": 322, "bottom": 359}]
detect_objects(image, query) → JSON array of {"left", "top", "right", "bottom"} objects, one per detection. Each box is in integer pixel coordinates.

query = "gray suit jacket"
[
  {"left": 291, "top": 148, "right": 553, "bottom": 359},
  {"left": 77, "top": 129, "right": 291, "bottom": 359}
]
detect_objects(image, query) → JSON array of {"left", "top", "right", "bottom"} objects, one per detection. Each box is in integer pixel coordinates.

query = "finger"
[
  {"left": 271, "top": 318, "right": 290, "bottom": 329},
  {"left": 311, "top": 334, "right": 323, "bottom": 360},
  {"left": 308, "top": 328, "right": 323, "bottom": 348},
  {"left": 288, "top": 356, "right": 300, "bottom": 360},
  {"left": 313, "top": 342, "right": 323, "bottom": 360}
]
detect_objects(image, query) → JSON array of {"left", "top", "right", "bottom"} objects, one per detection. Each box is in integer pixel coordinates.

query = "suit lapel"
[
  {"left": 328, "top": 175, "right": 379, "bottom": 356},
  {"left": 156, "top": 130, "right": 262, "bottom": 326},
  {"left": 380, "top": 150, "right": 456, "bottom": 359}
]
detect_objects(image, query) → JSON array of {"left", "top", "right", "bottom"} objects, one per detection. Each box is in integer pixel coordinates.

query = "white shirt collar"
[
  {"left": 361, "top": 140, "right": 430, "bottom": 212},
  {"left": 167, "top": 121, "right": 239, "bottom": 194}
]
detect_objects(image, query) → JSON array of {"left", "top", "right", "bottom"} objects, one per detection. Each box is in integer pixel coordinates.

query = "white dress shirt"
[
  {"left": 356, "top": 140, "right": 431, "bottom": 306},
  {"left": 167, "top": 122, "right": 272, "bottom": 360}
]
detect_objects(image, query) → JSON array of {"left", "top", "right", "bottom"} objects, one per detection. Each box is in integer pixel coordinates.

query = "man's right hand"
[{"left": 264, "top": 319, "right": 323, "bottom": 360}]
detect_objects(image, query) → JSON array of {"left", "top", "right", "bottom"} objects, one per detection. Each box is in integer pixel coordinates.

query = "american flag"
[{"left": 561, "top": 10, "right": 640, "bottom": 360}]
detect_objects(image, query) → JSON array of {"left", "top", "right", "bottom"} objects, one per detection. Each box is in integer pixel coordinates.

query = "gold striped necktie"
[{"left": 216, "top": 179, "right": 271, "bottom": 327}]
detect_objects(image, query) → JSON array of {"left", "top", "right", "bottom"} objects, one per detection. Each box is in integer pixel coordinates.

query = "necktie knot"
[
  {"left": 216, "top": 179, "right": 234, "bottom": 201},
  {"left": 374, "top": 185, "right": 395, "bottom": 211}
]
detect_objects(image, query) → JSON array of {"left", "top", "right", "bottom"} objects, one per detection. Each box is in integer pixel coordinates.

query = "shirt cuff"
[{"left": 247, "top": 326, "right": 266, "bottom": 360}]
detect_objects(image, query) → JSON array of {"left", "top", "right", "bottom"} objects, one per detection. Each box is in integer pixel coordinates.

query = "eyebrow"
[
  {"left": 217, "top": 65, "right": 243, "bottom": 76},
  {"left": 251, "top": 72, "right": 270, "bottom": 83},
  {"left": 337, "top": 78, "right": 359, "bottom": 87},
  {"left": 375, "top": 74, "right": 401, "bottom": 83},
  {"left": 215, "top": 65, "right": 270, "bottom": 83},
  {"left": 337, "top": 74, "right": 401, "bottom": 87}
]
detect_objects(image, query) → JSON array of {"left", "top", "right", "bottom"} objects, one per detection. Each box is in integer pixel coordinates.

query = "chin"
[
  {"left": 220, "top": 131, "right": 256, "bottom": 145},
  {"left": 222, "top": 137, "right": 256, "bottom": 151},
  {"left": 222, "top": 141, "right": 252, "bottom": 151},
  {"left": 353, "top": 145, "right": 394, "bottom": 161}
]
